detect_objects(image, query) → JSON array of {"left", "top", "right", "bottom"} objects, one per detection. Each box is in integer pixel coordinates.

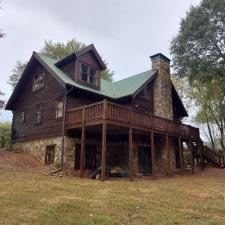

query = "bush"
[{"left": 0, "top": 122, "right": 11, "bottom": 148}]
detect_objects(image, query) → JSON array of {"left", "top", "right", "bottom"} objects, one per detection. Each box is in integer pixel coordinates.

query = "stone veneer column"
[{"left": 151, "top": 53, "right": 173, "bottom": 120}]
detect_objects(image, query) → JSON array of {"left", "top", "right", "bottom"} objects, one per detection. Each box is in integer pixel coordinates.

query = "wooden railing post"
[
  {"left": 79, "top": 106, "right": 86, "bottom": 178},
  {"left": 103, "top": 99, "right": 107, "bottom": 120}
]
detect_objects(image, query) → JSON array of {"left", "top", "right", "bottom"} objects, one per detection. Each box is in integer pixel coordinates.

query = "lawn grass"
[{"left": 0, "top": 167, "right": 224, "bottom": 225}]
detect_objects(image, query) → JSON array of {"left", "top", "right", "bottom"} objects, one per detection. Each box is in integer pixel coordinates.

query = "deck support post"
[
  {"left": 79, "top": 106, "right": 86, "bottom": 178},
  {"left": 178, "top": 136, "right": 184, "bottom": 175},
  {"left": 189, "top": 139, "right": 194, "bottom": 175},
  {"left": 101, "top": 100, "right": 107, "bottom": 182},
  {"left": 79, "top": 125, "right": 85, "bottom": 178},
  {"left": 199, "top": 141, "right": 204, "bottom": 170},
  {"left": 101, "top": 121, "right": 107, "bottom": 181},
  {"left": 129, "top": 127, "right": 133, "bottom": 181},
  {"left": 166, "top": 133, "right": 171, "bottom": 176},
  {"left": 151, "top": 130, "right": 156, "bottom": 179}
]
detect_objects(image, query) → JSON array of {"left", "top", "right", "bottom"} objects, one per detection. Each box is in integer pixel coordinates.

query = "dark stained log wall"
[
  {"left": 130, "top": 82, "right": 154, "bottom": 114},
  {"left": 60, "top": 61, "right": 75, "bottom": 80},
  {"left": 12, "top": 60, "right": 65, "bottom": 142}
]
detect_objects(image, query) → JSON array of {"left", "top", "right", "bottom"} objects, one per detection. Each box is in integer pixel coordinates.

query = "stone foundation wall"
[
  {"left": 155, "top": 135, "right": 177, "bottom": 176},
  {"left": 11, "top": 136, "right": 77, "bottom": 168},
  {"left": 12, "top": 135, "right": 178, "bottom": 176}
]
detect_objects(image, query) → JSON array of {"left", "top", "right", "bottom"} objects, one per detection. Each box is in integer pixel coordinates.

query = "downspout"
[{"left": 60, "top": 86, "right": 74, "bottom": 171}]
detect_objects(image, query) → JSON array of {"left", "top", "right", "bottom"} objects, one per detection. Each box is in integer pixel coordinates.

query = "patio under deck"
[{"left": 66, "top": 100, "right": 203, "bottom": 181}]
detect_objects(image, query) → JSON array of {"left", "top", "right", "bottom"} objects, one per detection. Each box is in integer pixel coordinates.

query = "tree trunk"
[{"left": 206, "top": 118, "right": 216, "bottom": 150}]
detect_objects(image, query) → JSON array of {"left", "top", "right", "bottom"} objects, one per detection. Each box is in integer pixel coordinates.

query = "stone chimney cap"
[{"left": 150, "top": 53, "right": 171, "bottom": 63}]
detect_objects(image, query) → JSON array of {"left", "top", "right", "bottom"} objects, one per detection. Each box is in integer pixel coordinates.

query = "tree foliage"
[
  {"left": 0, "top": 122, "right": 11, "bottom": 148},
  {"left": 41, "top": 39, "right": 86, "bottom": 60},
  {"left": 8, "top": 39, "right": 114, "bottom": 89},
  {"left": 8, "top": 61, "right": 27, "bottom": 90},
  {"left": 0, "top": 1, "right": 5, "bottom": 38},
  {"left": 170, "top": 0, "right": 225, "bottom": 83},
  {"left": 170, "top": 0, "right": 225, "bottom": 152},
  {"left": 0, "top": 90, "right": 4, "bottom": 110}
]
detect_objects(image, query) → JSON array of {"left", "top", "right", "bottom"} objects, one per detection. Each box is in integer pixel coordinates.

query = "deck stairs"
[{"left": 187, "top": 141, "right": 225, "bottom": 168}]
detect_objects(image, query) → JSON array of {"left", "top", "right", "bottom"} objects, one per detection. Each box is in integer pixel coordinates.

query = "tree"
[
  {"left": 0, "top": 90, "right": 4, "bottom": 110},
  {"left": 8, "top": 39, "right": 114, "bottom": 89},
  {"left": 0, "top": 1, "right": 5, "bottom": 38},
  {"left": 170, "top": 0, "right": 225, "bottom": 152},
  {"left": 170, "top": 0, "right": 225, "bottom": 84},
  {"left": 8, "top": 61, "right": 27, "bottom": 89},
  {"left": 41, "top": 39, "right": 86, "bottom": 60},
  {"left": 0, "top": 122, "right": 11, "bottom": 148}
]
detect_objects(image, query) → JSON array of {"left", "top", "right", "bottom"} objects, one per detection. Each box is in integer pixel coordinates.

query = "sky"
[{"left": 0, "top": 0, "right": 201, "bottom": 122}]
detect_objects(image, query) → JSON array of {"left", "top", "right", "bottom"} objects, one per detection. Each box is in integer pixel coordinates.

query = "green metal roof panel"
[
  {"left": 113, "top": 70, "right": 156, "bottom": 98},
  {"left": 37, "top": 53, "right": 156, "bottom": 99}
]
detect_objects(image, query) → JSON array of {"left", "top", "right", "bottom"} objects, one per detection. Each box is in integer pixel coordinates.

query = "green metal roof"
[{"left": 37, "top": 52, "right": 156, "bottom": 99}]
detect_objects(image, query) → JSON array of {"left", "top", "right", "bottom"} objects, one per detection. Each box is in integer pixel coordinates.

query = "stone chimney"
[{"left": 150, "top": 53, "right": 173, "bottom": 120}]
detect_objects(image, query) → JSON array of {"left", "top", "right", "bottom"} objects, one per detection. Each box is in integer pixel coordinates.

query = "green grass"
[{"left": 0, "top": 168, "right": 225, "bottom": 225}]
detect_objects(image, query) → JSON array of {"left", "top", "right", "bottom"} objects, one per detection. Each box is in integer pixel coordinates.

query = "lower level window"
[
  {"left": 36, "top": 104, "right": 43, "bottom": 124},
  {"left": 45, "top": 145, "right": 55, "bottom": 164},
  {"left": 56, "top": 99, "right": 63, "bottom": 119}
]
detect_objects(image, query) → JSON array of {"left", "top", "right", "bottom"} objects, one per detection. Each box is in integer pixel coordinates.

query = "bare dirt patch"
[{"left": 0, "top": 148, "right": 53, "bottom": 173}]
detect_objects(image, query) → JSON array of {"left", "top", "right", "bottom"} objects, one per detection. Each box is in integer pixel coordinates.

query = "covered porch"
[{"left": 66, "top": 100, "right": 203, "bottom": 181}]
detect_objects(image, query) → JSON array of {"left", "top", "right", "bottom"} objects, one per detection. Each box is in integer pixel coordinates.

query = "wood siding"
[
  {"left": 131, "top": 82, "right": 154, "bottom": 114},
  {"left": 60, "top": 61, "right": 75, "bottom": 80},
  {"left": 12, "top": 60, "right": 65, "bottom": 142}
]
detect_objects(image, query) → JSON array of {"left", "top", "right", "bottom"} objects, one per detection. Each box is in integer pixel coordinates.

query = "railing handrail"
[
  {"left": 204, "top": 145, "right": 222, "bottom": 157},
  {"left": 66, "top": 100, "right": 200, "bottom": 138}
]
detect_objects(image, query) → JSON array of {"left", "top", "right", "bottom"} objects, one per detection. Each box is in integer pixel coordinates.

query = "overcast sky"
[{"left": 0, "top": 0, "right": 201, "bottom": 122}]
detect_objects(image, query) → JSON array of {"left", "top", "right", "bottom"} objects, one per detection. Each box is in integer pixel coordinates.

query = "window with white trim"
[
  {"left": 36, "top": 104, "right": 43, "bottom": 124},
  {"left": 56, "top": 98, "right": 63, "bottom": 119},
  {"left": 80, "top": 63, "right": 97, "bottom": 86},
  {"left": 20, "top": 111, "right": 25, "bottom": 123},
  {"left": 33, "top": 72, "right": 44, "bottom": 91}
]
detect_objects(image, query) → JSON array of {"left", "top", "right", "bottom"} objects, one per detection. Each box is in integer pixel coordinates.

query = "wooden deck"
[{"left": 66, "top": 100, "right": 200, "bottom": 139}]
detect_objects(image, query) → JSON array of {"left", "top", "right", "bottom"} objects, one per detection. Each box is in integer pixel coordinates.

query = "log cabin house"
[{"left": 6, "top": 44, "right": 223, "bottom": 180}]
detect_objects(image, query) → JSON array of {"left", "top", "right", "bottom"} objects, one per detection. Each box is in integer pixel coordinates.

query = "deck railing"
[
  {"left": 203, "top": 146, "right": 225, "bottom": 168},
  {"left": 66, "top": 100, "right": 200, "bottom": 138}
]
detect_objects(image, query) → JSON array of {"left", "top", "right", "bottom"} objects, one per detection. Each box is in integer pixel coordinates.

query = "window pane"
[
  {"left": 89, "top": 68, "right": 97, "bottom": 85},
  {"left": 20, "top": 112, "right": 25, "bottom": 123},
  {"left": 33, "top": 73, "right": 44, "bottom": 91},
  {"left": 56, "top": 100, "right": 63, "bottom": 118},
  {"left": 81, "top": 63, "right": 88, "bottom": 82},
  {"left": 36, "top": 104, "right": 42, "bottom": 124}
]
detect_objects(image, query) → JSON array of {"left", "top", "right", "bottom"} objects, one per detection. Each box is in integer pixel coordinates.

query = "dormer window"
[
  {"left": 33, "top": 72, "right": 44, "bottom": 92},
  {"left": 80, "top": 63, "right": 97, "bottom": 86}
]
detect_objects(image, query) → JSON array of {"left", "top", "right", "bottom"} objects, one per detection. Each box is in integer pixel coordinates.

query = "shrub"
[{"left": 0, "top": 122, "right": 11, "bottom": 148}]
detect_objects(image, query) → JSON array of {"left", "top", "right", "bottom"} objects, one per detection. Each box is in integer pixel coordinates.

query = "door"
[
  {"left": 138, "top": 147, "right": 152, "bottom": 175},
  {"left": 74, "top": 144, "right": 97, "bottom": 170}
]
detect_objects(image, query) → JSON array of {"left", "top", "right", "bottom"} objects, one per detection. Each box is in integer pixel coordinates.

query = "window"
[
  {"left": 56, "top": 99, "right": 64, "bottom": 119},
  {"left": 81, "top": 63, "right": 88, "bottom": 82},
  {"left": 36, "top": 104, "right": 43, "bottom": 124},
  {"left": 33, "top": 72, "right": 44, "bottom": 91},
  {"left": 80, "top": 63, "right": 97, "bottom": 86},
  {"left": 20, "top": 111, "right": 25, "bottom": 123},
  {"left": 45, "top": 145, "right": 55, "bottom": 164},
  {"left": 89, "top": 67, "right": 97, "bottom": 85}
]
